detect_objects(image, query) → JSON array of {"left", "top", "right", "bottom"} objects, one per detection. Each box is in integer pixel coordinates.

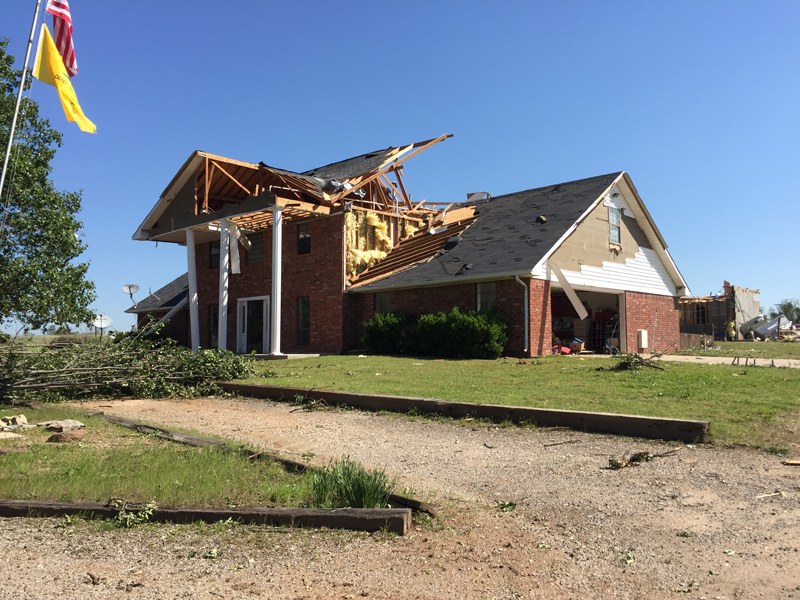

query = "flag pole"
[{"left": 0, "top": 0, "right": 44, "bottom": 202}]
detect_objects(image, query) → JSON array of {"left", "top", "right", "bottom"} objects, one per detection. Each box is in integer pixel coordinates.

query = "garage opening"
[{"left": 551, "top": 290, "right": 625, "bottom": 354}]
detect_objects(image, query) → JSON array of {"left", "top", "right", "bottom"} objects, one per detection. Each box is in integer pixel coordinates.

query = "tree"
[
  {"left": 0, "top": 38, "right": 95, "bottom": 333},
  {"left": 767, "top": 299, "right": 800, "bottom": 324}
]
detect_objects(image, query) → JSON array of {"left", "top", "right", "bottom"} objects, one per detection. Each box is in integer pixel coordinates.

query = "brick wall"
[
  {"left": 624, "top": 291, "right": 680, "bottom": 353},
  {"left": 345, "top": 278, "right": 532, "bottom": 357},
  {"left": 196, "top": 214, "right": 345, "bottom": 353},
  {"left": 529, "top": 279, "right": 552, "bottom": 356},
  {"left": 135, "top": 309, "right": 189, "bottom": 348}
]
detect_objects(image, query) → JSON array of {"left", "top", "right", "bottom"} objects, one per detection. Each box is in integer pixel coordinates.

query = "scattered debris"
[
  {"left": 596, "top": 353, "right": 664, "bottom": 371},
  {"left": 754, "top": 491, "right": 786, "bottom": 499},
  {"left": 608, "top": 447, "right": 682, "bottom": 470},
  {"left": 1, "top": 414, "right": 27, "bottom": 426},
  {"left": 46, "top": 429, "right": 86, "bottom": 443},
  {"left": 0, "top": 432, "right": 23, "bottom": 440},
  {"left": 783, "top": 460, "right": 800, "bottom": 466},
  {"left": 483, "top": 443, "right": 497, "bottom": 449},
  {"left": 86, "top": 572, "right": 104, "bottom": 586},
  {"left": 544, "top": 439, "right": 580, "bottom": 448},
  {"left": 39, "top": 419, "right": 85, "bottom": 432}
]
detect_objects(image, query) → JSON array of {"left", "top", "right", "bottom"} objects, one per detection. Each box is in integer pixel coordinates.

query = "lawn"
[
  {"left": 670, "top": 340, "right": 800, "bottom": 360},
  {"left": 0, "top": 406, "right": 313, "bottom": 508},
  {"left": 245, "top": 355, "right": 800, "bottom": 448}
]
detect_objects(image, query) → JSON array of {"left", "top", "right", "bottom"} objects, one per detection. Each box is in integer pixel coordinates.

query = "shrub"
[
  {"left": 363, "top": 311, "right": 418, "bottom": 354},
  {"left": 417, "top": 307, "right": 508, "bottom": 359},
  {"left": 312, "top": 456, "right": 395, "bottom": 509}
]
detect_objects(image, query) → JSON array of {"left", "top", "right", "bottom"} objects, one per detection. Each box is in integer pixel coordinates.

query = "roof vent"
[{"left": 443, "top": 235, "right": 462, "bottom": 250}]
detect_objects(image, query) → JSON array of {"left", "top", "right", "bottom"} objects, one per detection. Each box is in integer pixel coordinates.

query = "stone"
[
  {"left": 1, "top": 414, "right": 27, "bottom": 426},
  {"left": 38, "top": 419, "right": 85, "bottom": 432},
  {"left": 46, "top": 429, "right": 86, "bottom": 443},
  {"left": 0, "top": 432, "right": 23, "bottom": 439}
]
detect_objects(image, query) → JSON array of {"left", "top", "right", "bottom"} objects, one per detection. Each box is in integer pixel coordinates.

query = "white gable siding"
[{"left": 534, "top": 247, "right": 678, "bottom": 296}]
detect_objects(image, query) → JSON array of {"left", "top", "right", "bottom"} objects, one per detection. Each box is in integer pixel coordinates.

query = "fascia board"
[
  {"left": 530, "top": 173, "right": 624, "bottom": 275},
  {"left": 346, "top": 270, "right": 530, "bottom": 294},
  {"left": 132, "top": 151, "right": 206, "bottom": 240}
]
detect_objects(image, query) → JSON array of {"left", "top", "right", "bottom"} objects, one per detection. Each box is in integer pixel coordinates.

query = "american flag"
[{"left": 45, "top": 0, "right": 78, "bottom": 77}]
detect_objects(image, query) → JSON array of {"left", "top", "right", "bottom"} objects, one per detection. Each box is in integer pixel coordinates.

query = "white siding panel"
[{"left": 538, "top": 248, "right": 678, "bottom": 296}]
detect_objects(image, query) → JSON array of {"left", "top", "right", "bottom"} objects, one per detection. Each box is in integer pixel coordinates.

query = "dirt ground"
[{"left": 2, "top": 396, "right": 799, "bottom": 600}]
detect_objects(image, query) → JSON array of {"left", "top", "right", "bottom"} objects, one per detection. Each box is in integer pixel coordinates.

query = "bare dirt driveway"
[{"left": 2, "top": 396, "right": 799, "bottom": 600}]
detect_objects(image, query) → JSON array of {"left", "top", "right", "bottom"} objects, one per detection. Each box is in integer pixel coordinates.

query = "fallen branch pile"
[
  {"left": 0, "top": 327, "right": 259, "bottom": 402},
  {"left": 597, "top": 352, "right": 664, "bottom": 372}
]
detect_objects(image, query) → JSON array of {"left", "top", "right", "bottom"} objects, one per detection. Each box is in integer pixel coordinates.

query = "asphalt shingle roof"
[
  {"left": 350, "top": 172, "right": 622, "bottom": 291},
  {"left": 125, "top": 273, "right": 188, "bottom": 314},
  {"left": 301, "top": 148, "right": 396, "bottom": 181}
]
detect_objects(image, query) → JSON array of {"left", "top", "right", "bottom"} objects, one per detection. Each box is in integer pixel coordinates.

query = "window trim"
[
  {"left": 245, "top": 232, "right": 263, "bottom": 265},
  {"left": 209, "top": 240, "right": 220, "bottom": 269},
  {"left": 297, "top": 222, "right": 311, "bottom": 255},
  {"left": 609, "top": 207, "right": 621, "bottom": 245},
  {"left": 374, "top": 291, "right": 390, "bottom": 314},
  {"left": 476, "top": 281, "right": 497, "bottom": 311}
]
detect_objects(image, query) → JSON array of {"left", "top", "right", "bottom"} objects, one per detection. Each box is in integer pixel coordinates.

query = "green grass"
[
  {"left": 243, "top": 355, "right": 800, "bottom": 447},
  {"left": 0, "top": 406, "right": 313, "bottom": 508},
  {"left": 671, "top": 340, "right": 800, "bottom": 360}
]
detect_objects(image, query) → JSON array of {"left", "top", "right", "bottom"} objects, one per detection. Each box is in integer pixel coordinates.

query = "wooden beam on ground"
[
  {"left": 0, "top": 500, "right": 411, "bottom": 534},
  {"left": 219, "top": 383, "right": 711, "bottom": 444}
]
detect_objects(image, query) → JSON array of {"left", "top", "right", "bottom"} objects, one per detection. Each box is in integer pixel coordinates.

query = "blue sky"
[{"left": 3, "top": 1, "right": 799, "bottom": 332}]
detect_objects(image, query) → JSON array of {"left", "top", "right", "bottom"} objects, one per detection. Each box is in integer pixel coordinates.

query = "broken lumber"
[
  {"left": 218, "top": 383, "right": 710, "bottom": 443},
  {"left": 0, "top": 500, "right": 411, "bottom": 534}
]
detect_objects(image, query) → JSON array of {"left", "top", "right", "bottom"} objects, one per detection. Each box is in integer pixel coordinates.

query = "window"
[
  {"left": 209, "top": 241, "right": 220, "bottom": 269},
  {"left": 374, "top": 291, "right": 390, "bottom": 314},
  {"left": 297, "top": 296, "right": 310, "bottom": 346},
  {"left": 208, "top": 304, "right": 219, "bottom": 348},
  {"left": 298, "top": 222, "right": 311, "bottom": 255},
  {"left": 477, "top": 282, "right": 497, "bottom": 311},
  {"left": 245, "top": 233, "right": 262, "bottom": 264},
  {"left": 609, "top": 207, "right": 621, "bottom": 245}
]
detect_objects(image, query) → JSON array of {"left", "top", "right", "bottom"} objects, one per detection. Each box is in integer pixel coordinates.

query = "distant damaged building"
[{"left": 679, "top": 282, "right": 761, "bottom": 340}]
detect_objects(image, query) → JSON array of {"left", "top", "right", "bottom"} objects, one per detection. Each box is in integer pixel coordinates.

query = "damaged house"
[{"left": 131, "top": 135, "right": 690, "bottom": 356}]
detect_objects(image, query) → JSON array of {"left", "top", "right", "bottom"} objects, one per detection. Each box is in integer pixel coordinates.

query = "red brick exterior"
[
  {"left": 135, "top": 310, "right": 189, "bottom": 347},
  {"left": 196, "top": 214, "right": 345, "bottom": 353},
  {"left": 624, "top": 291, "right": 680, "bottom": 353},
  {"left": 529, "top": 279, "right": 552, "bottom": 356}
]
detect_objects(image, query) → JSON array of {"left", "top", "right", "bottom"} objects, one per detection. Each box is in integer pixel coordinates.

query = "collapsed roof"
[{"left": 133, "top": 135, "right": 452, "bottom": 245}]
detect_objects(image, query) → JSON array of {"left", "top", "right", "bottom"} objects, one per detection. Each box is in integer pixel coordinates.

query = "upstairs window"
[
  {"left": 477, "top": 281, "right": 497, "bottom": 311},
  {"left": 245, "top": 233, "right": 262, "bottom": 264},
  {"left": 209, "top": 241, "right": 220, "bottom": 269},
  {"left": 298, "top": 222, "right": 311, "bottom": 255},
  {"left": 609, "top": 207, "right": 621, "bottom": 245},
  {"left": 374, "top": 291, "right": 390, "bottom": 314}
]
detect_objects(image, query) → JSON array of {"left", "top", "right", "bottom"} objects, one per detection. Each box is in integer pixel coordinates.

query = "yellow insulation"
[
  {"left": 346, "top": 210, "right": 395, "bottom": 278},
  {"left": 402, "top": 219, "right": 419, "bottom": 239}
]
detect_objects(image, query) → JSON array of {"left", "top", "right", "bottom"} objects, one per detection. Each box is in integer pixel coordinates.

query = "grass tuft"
[{"left": 312, "top": 456, "right": 395, "bottom": 509}]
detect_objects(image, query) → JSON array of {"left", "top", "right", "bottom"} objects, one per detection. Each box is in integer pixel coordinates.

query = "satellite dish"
[
  {"left": 122, "top": 285, "right": 139, "bottom": 295},
  {"left": 93, "top": 314, "right": 112, "bottom": 329}
]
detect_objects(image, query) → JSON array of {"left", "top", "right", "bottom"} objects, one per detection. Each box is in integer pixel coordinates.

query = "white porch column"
[
  {"left": 218, "top": 219, "right": 231, "bottom": 350},
  {"left": 269, "top": 207, "right": 284, "bottom": 355},
  {"left": 185, "top": 228, "right": 200, "bottom": 353}
]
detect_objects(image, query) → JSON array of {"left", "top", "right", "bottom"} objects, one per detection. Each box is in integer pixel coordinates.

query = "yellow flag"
[{"left": 33, "top": 24, "right": 96, "bottom": 134}]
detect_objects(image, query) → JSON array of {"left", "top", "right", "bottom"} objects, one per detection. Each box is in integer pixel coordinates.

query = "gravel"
[{"left": 1, "top": 396, "right": 798, "bottom": 599}]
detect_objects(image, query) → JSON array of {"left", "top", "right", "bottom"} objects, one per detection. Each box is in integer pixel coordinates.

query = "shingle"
[
  {"left": 351, "top": 172, "right": 621, "bottom": 292},
  {"left": 125, "top": 273, "right": 188, "bottom": 314}
]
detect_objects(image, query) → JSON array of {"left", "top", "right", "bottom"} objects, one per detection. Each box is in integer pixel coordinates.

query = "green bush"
[
  {"left": 417, "top": 307, "right": 508, "bottom": 359},
  {"left": 312, "top": 456, "right": 395, "bottom": 509},
  {"left": 363, "top": 311, "right": 418, "bottom": 354},
  {"left": 363, "top": 307, "right": 509, "bottom": 359}
]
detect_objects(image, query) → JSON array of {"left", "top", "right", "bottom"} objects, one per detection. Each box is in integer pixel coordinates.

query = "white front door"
[{"left": 236, "top": 296, "right": 270, "bottom": 354}]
